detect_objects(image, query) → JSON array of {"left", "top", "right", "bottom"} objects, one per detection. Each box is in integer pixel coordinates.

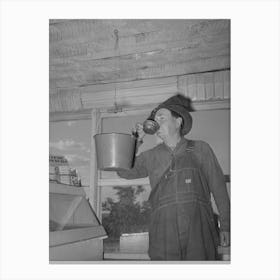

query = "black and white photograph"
[
  {"left": 1, "top": 1, "right": 280, "bottom": 279},
  {"left": 49, "top": 19, "right": 230, "bottom": 262}
]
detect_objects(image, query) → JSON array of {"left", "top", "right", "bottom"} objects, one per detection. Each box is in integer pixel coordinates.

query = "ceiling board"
[{"left": 50, "top": 19, "right": 230, "bottom": 89}]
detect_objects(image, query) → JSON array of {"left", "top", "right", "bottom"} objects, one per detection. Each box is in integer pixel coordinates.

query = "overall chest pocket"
[{"left": 174, "top": 167, "right": 205, "bottom": 195}]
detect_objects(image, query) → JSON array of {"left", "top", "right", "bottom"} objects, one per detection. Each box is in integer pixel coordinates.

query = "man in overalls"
[{"left": 117, "top": 94, "right": 230, "bottom": 260}]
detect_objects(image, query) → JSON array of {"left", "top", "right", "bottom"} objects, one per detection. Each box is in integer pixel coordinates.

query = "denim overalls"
[
  {"left": 117, "top": 138, "right": 228, "bottom": 260},
  {"left": 147, "top": 140, "right": 219, "bottom": 260}
]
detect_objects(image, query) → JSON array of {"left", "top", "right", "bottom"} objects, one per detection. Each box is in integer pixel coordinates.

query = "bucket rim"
[{"left": 93, "top": 132, "right": 135, "bottom": 137}]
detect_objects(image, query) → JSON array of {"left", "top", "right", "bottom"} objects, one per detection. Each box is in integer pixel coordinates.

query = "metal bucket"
[{"left": 94, "top": 133, "right": 137, "bottom": 171}]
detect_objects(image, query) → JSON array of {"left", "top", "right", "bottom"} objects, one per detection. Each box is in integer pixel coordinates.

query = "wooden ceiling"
[{"left": 49, "top": 19, "right": 230, "bottom": 92}]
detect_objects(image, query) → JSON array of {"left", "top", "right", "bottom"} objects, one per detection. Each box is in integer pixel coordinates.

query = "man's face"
[{"left": 154, "top": 108, "right": 181, "bottom": 141}]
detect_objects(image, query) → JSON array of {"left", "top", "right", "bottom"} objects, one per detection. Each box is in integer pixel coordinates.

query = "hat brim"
[{"left": 155, "top": 104, "right": 193, "bottom": 135}]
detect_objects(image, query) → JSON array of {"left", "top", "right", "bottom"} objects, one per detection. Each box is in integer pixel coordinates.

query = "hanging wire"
[
  {"left": 113, "top": 29, "right": 120, "bottom": 113},
  {"left": 114, "top": 29, "right": 119, "bottom": 50}
]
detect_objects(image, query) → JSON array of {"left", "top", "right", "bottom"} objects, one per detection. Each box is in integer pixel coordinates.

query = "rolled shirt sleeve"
[{"left": 116, "top": 151, "right": 149, "bottom": 179}]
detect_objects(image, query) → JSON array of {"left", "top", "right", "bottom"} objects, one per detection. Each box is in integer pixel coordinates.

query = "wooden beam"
[
  {"left": 50, "top": 55, "right": 229, "bottom": 88},
  {"left": 50, "top": 182, "right": 86, "bottom": 196},
  {"left": 89, "top": 109, "right": 101, "bottom": 215},
  {"left": 50, "top": 19, "right": 229, "bottom": 61},
  {"left": 49, "top": 109, "right": 92, "bottom": 122},
  {"left": 49, "top": 226, "right": 107, "bottom": 247},
  {"left": 49, "top": 69, "right": 230, "bottom": 116},
  {"left": 49, "top": 99, "right": 230, "bottom": 122}
]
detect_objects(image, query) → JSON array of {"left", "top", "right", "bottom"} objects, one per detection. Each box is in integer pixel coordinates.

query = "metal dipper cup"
[{"left": 142, "top": 119, "right": 160, "bottom": 135}]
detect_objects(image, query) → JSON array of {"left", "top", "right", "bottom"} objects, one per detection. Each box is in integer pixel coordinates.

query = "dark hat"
[{"left": 149, "top": 94, "right": 193, "bottom": 135}]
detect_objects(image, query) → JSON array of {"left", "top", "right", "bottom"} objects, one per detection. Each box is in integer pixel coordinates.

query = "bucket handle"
[{"left": 131, "top": 130, "right": 139, "bottom": 139}]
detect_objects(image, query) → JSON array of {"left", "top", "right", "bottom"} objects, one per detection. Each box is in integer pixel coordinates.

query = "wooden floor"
[{"left": 104, "top": 252, "right": 150, "bottom": 260}]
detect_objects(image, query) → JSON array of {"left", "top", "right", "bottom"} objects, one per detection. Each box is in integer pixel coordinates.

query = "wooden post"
[{"left": 89, "top": 109, "right": 101, "bottom": 216}]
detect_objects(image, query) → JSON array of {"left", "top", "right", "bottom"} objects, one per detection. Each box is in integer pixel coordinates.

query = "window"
[
  {"left": 49, "top": 119, "right": 91, "bottom": 188},
  {"left": 101, "top": 184, "right": 151, "bottom": 256},
  {"left": 49, "top": 118, "right": 108, "bottom": 262}
]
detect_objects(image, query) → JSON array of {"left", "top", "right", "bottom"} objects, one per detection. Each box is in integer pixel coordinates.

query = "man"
[{"left": 117, "top": 94, "right": 230, "bottom": 260}]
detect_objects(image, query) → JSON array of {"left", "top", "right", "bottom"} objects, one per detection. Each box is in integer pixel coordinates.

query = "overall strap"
[
  {"left": 185, "top": 139, "right": 195, "bottom": 152},
  {"left": 148, "top": 163, "right": 172, "bottom": 202}
]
